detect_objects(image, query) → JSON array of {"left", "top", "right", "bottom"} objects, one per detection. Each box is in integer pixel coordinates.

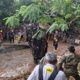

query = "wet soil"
[{"left": 0, "top": 41, "right": 79, "bottom": 80}]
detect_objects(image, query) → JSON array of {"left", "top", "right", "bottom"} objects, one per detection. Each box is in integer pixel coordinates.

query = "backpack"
[{"left": 39, "top": 64, "right": 59, "bottom": 80}]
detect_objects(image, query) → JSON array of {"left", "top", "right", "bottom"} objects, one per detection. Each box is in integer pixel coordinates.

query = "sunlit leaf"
[
  {"left": 23, "top": 3, "right": 43, "bottom": 23},
  {"left": 47, "top": 22, "right": 59, "bottom": 33},
  {"left": 60, "top": 23, "right": 68, "bottom": 31},
  {"left": 5, "top": 16, "right": 20, "bottom": 28}
]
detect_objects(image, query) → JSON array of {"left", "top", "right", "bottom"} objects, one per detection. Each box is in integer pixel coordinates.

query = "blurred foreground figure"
[
  {"left": 27, "top": 52, "right": 67, "bottom": 80},
  {"left": 59, "top": 45, "right": 80, "bottom": 80}
]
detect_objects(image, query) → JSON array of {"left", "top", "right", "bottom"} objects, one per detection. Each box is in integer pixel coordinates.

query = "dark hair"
[
  {"left": 68, "top": 46, "right": 75, "bottom": 53},
  {"left": 49, "top": 60, "right": 57, "bottom": 64}
]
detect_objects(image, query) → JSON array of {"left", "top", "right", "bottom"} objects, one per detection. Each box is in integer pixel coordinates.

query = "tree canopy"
[
  {"left": 0, "top": 0, "right": 16, "bottom": 25},
  {"left": 1, "top": 0, "right": 80, "bottom": 31}
]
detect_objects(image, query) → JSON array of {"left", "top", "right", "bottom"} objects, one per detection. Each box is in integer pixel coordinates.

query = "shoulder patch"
[{"left": 46, "top": 66, "right": 54, "bottom": 74}]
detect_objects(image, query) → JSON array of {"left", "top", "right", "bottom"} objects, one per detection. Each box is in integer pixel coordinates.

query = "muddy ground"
[{"left": 0, "top": 41, "right": 79, "bottom": 80}]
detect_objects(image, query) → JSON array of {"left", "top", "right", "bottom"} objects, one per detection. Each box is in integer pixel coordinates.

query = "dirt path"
[
  {"left": 0, "top": 41, "right": 79, "bottom": 79},
  {"left": 48, "top": 41, "right": 80, "bottom": 55},
  {"left": 0, "top": 49, "right": 35, "bottom": 78}
]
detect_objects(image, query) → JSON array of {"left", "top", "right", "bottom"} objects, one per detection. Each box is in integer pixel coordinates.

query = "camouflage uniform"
[
  {"left": 32, "top": 28, "right": 47, "bottom": 64},
  {"left": 53, "top": 30, "right": 59, "bottom": 50},
  {"left": 53, "top": 37, "right": 58, "bottom": 50},
  {"left": 26, "top": 27, "right": 33, "bottom": 47},
  {"left": 60, "top": 51, "right": 80, "bottom": 80},
  {"left": 9, "top": 30, "right": 14, "bottom": 43}
]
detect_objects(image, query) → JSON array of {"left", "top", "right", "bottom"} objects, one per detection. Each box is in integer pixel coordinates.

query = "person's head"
[
  {"left": 44, "top": 52, "right": 57, "bottom": 65},
  {"left": 39, "top": 24, "right": 46, "bottom": 30},
  {"left": 68, "top": 45, "right": 75, "bottom": 53}
]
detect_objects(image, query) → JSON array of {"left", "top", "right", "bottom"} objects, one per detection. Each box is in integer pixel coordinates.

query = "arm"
[
  {"left": 55, "top": 71, "right": 67, "bottom": 80},
  {"left": 59, "top": 71, "right": 67, "bottom": 80},
  {"left": 27, "top": 65, "right": 39, "bottom": 80}
]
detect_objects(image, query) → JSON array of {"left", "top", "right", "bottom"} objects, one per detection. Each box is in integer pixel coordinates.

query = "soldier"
[
  {"left": 9, "top": 29, "right": 14, "bottom": 43},
  {"left": 32, "top": 24, "right": 48, "bottom": 64},
  {"left": 26, "top": 24, "right": 33, "bottom": 47},
  {"left": 59, "top": 45, "right": 80, "bottom": 80},
  {"left": 53, "top": 37, "right": 58, "bottom": 50},
  {"left": 53, "top": 30, "right": 59, "bottom": 50}
]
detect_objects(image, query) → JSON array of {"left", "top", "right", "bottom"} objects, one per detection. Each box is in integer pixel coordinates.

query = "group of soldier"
[
  {"left": 27, "top": 45, "right": 80, "bottom": 80},
  {"left": 0, "top": 24, "right": 79, "bottom": 80},
  {"left": 7, "top": 24, "right": 80, "bottom": 80},
  {"left": 26, "top": 24, "right": 80, "bottom": 80},
  {"left": 30, "top": 25, "right": 59, "bottom": 64},
  {"left": 27, "top": 24, "right": 48, "bottom": 64},
  {"left": 28, "top": 45, "right": 80, "bottom": 80}
]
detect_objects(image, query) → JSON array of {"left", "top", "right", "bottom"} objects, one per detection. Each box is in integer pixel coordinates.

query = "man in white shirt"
[{"left": 27, "top": 52, "right": 67, "bottom": 80}]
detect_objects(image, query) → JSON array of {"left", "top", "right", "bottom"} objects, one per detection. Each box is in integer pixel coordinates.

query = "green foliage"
[
  {"left": 19, "top": 0, "right": 32, "bottom": 5},
  {"left": 60, "top": 23, "right": 68, "bottom": 31},
  {"left": 3, "top": 0, "right": 80, "bottom": 30},
  {"left": 4, "top": 15, "right": 20, "bottom": 28},
  {"left": 38, "top": 15, "right": 53, "bottom": 25},
  {"left": 49, "top": 0, "right": 80, "bottom": 31},
  {"left": 47, "top": 17, "right": 68, "bottom": 33},
  {"left": 23, "top": 3, "right": 43, "bottom": 23},
  {"left": 47, "top": 22, "right": 58, "bottom": 33},
  {"left": 54, "top": 18, "right": 65, "bottom": 24},
  {"left": 74, "top": 4, "right": 80, "bottom": 16},
  {"left": 32, "top": 29, "right": 46, "bottom": 40},
  {"left": 51, "top": 0, "right": 72, "bottom": 16},
  {"left": 47, "top": 21, "right": 68, "bottom": 33},
  {"left": 18, "top": 5, "right": 28, "bottom": 16},
  {"left": 0, "top": 0, "right": 15, "bottom": 16},
  {"left": 0, "top": 0, "right": 33, "bottom": 25},
  {"left": 18, "top": 0, "right": 52, "bottom": 23},
  {"left": 0, "top": 0, "right": 16, "bottom": 24},
  {"left": 65, "top": 13, "right": 72, "bottom": 19}
]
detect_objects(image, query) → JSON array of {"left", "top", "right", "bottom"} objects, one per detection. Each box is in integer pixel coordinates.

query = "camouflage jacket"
[{"left": 60, "top": 51, "right": 80, "bottom": 75}]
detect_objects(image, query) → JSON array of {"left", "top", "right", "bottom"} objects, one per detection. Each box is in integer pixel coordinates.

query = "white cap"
[{"left": 45, "top": 52, "right": 57, "bottom": 62}]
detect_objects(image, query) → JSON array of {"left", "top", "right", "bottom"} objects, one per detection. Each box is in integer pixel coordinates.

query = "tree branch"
[{"left": 69, "top": 16, "right": 80, "bottom": 26}]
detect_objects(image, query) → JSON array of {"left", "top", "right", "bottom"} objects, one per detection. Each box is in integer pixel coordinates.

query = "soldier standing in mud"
[
  {"left": 59, "top": 45, "right": 80, "bottom": 80},
  {"left": 32, "top": 24, "right": 48, "bottom": 64},
  {"left": 53, "top": 30, "right": 59, "bottom": 50}
]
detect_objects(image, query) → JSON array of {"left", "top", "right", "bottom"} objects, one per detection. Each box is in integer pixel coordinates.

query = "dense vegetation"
[{"left": 0, "top": 0, "right": 80, "bottom": 32}]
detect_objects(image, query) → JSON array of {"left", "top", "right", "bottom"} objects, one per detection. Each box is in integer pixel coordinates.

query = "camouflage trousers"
[{"left": 65, "top": 73, "right": 80, "bottom": 80}]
